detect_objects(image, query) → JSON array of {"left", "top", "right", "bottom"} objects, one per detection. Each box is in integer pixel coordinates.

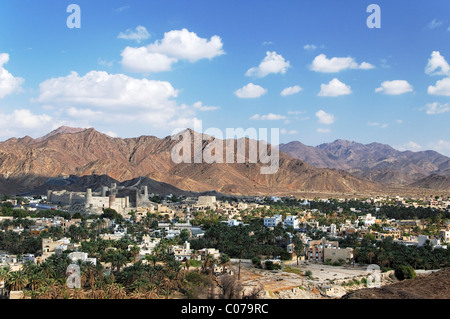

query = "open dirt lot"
[{"left": 229, "top": 260, "right": 373, "bottom": 299}]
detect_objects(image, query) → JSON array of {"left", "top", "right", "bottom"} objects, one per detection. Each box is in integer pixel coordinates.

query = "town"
[{"left": 1, "top": 183, "right": 449, "bottom": 299}]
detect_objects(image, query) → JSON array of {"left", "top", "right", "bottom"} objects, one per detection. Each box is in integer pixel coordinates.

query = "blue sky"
[{"left": 1, "top": 0, "right": 450, "bottom": 155}]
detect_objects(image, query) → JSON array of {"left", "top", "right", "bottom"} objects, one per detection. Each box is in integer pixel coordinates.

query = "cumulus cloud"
[
  {"left": 318, "top": 78, "right": 352, "bottom": 97},
  {"left": 428, "top": 77, "right": 450, "bottom": 96},
  {"left": 118, "top": 26, "right": 150, "bottom": 43},
  {"left": 35, "top": 71, "right": 179, "bottom": 109},
  {"left": 280, "top": 85, "right": 302, "bottom": 96},
  {"left": 315, "top": 110, "right": 335, "bottom": 125},
  {"left": 310, "top": 54, "right": 374, "bottom": 73},
  {"left": 425, "top": 51, "right": 450, "bottom": 76},
  {"left": 280, "top": 128, "right": 298, "bottom": 135},
  {"left": 428, "top": 140, "right": 450, "bottom": 156},
  {"left": 33, "top": 70, "right": 205, "bottom": 131},
  {"left": 246, "top": 51, "right": 290, "bottom": 78},
  {"left": 421, "top": 102, "right": 450, "bottom": 114},
  {"left": 235, "top": 83, "right": 267, "bottom": 98},
  {"left": 2, "top": 109, "right": 52, "bottom": 129},
  {"left": 375, "top": 80, "right": 413, "bottom": 95},
  {"left": 0, "top": 53, "right": 24, "bottom": 99},
  {"left": 147, "top": 28, "right": 225, "bottom": 62},
  {"left": 191, "top": 101, "right": 220, "bottom": 111},
  {"left": 397, "top": 141, "right": 423, "bottom": 152},
  {"left": 66, "top": 107, "right": 104, "bottom": 119},
  {"left": 250, "top": 113, "right": 286, "bottom": 121},
  {"left": 121, "top": 47, "right": 177, "bottom": 72},
  {"left": 121, "top": 28, "right": 224, "bottom": 73},
  {"left": 0, "top": 108, "right": 61, "bottom": 140},
  {"left": 316, "top": 128, "right": 331, "bottom": 133}
]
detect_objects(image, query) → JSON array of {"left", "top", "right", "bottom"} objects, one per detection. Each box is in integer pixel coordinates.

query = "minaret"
[{"left": 86, "top": 188, "right": 93, "bottom": 208}]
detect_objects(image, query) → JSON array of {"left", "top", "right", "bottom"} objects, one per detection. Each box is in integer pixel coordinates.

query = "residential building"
[
  {"left": 283, "top": 215, "right": 299, "bottom": 229},
  {"left": 264, "top": 215, "right": 282, "bottom": 227}
]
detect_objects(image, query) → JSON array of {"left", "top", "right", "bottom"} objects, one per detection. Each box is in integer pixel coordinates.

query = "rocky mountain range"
[
  {"left": 0, "top": 127, "right": 381, "bottom": 196},
  {"left": 0, "top": 126, "right": 449, "bottom": 196},
  {"left": 280, "top": 139, "right": 450, "bottom": 189}
]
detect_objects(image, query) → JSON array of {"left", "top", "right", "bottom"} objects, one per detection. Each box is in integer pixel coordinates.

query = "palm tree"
[
  {"left": 367, "top": 251, "right": 376, "bottom": 264},
  {"left": 129, "top": 245, "right": 140, "bottom": 263},
  {"left": 28, "top": 273, "right": 45, "bottom": 291},
  {"left": 7, "top": 271, "right": 29, "bottom": 291},
  {"left": 0, "top": 266, "right": 10, "bottom": 296},
  {"left": 145, "top": 254, "right": 158, "bottom": 267}
]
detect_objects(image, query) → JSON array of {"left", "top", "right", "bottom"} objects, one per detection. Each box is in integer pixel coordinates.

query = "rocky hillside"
[
  {"left": 342, "top": 269, "right": 450, "bottom": 299},
  {"left": 280, "top": 139, "right": 450, "bottom": 187},
  {"left": 0, "top": 127, "right": 380, "bottom": 195}
]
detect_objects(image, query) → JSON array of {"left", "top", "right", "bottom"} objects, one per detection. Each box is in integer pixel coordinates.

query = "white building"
[
  {"left": 283, "top": 215, "right": 299, "bottom": 229},
  {"left": 359, "top": 213, "right": 376, "bottom": 226},
  {"left": 264, "top": 215, "right": 282, "bottom": 227},
  {"left": 68, "top": 252, "right": 97, "bottom": 266},
  {"left": 169, "top": 241, "right": 192, "bottom": 261}
]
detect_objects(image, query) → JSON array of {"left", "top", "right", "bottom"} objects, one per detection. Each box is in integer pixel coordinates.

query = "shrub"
[{"left": 395, "top": 265, "right": 416, "bottom": 281}]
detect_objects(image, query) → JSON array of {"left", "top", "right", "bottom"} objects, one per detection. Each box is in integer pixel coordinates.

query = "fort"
[{"left": 47, "top": 183, "right": 153, "bottom": 214}]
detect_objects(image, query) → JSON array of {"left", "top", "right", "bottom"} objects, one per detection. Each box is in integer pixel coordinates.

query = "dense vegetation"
[
  {"left": 355, "top": 236, "right": 450, "bottom": 271},
  {"left": 190, "top": 221, "right": 294, "bottom": 260}
]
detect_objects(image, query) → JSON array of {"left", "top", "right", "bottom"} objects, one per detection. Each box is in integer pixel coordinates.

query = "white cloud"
[
  {"left": 0, "top": 53, "right": 24, "bottom": 99},
  {"left": 250, "top": 113, "right": 286, "bottom": 121},
  {"left": 146, "top": 28, "right": 224, "bottom": 62},
  {"left": 102, "top": 131, "right": 118, "bottom": 138},
  {"left": 192, "top": 101, "right": 220, "bottom": 111},
  {"left": 115, "top": 6, "right": 130, "bottom": 12},
  {"left": 246, "top": 51, "right": 290, "bottom": 78},
  {"left": 33, "top": 70, "right": 203, "bottom": 131},
  {"left": 0, "top": 109, "right": 61, "bottom": 139},
  {"left": 66, "top": 107, "right": 104, "bottom": 119},
  {"left": 426, "top": 19, "right": 444, "bottom": 30},
  {"left": 118, "top": 26, "right": 150, "bottom": 43},
  {"left": 375, "top": 80, "right": 414, "bottom": 95},
  {"left": 97, "top": 58, "right": 114, "bottom": 68},
  {"left": 280, "top": 85, "right": 302, "bottom": 96},
  {"left": 121, "top": 47, "right": 177, "bottom": 73},
  {"left": 280, "top": 128, "right": 298, "bottom": 135},
  {"left": 318, "top": 78, "right": 352, "bottom": 97},
  {"left": 397, "top": 141, "right": 423, "bottom": 152},
  {"left": 287, "top": 110, "right": 305, "bottom": 115},
  {"left": 35, "top": 71, "right": 179, "bottom": 109},
  {"left": 421, "top": 102, "right": 450, "bottom": 115},
  {"left": 310, "top": 54, "right": 374, "bottom": 73},
  {"left": 303, "top": 44, "right": 317, "bottom": 51},
  {"left": 428, "top": 140, "right": 450, "bottom": 155},
  {"left": 316, "top": 128, "right": 331, "bottom": 133},
  {"left": 425, "top": 51, "right": 450, "bottom": 76},
  {"left": 2, "top": 109, "right": 52, "bottom": 129},
  {"left": 235, "top": 83, "right": 267, "bottom": 98},
  {"left": 121, "top": 28, "right": 224, "bottom": 73},
  {"left": 428, "top": 77, "right": 450, "bottom": 96},
  {"left": 315, "top": 110, "right": 335, "bottom": 125},
  {"left": 368, "top": 122, "right": 388, "bottom": 129}
]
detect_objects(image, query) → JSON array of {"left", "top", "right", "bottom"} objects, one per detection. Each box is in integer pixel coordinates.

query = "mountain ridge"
[
  {"left": 280, "top": 139, "right": 450, "bottom": 186},
  {"left": 0, "top": 127, "right": 381, "bottom": 196}
]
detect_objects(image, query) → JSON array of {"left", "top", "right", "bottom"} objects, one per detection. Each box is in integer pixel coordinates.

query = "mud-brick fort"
[{"left": 47, "top": 183, "right": 153, "bottom": 214}]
